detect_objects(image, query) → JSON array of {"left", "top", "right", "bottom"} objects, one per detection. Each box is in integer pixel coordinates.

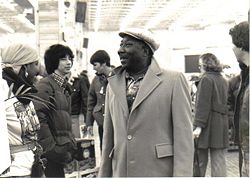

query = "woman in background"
[{"left": 193, "top": 53, "right": 229, "bottom": 177}]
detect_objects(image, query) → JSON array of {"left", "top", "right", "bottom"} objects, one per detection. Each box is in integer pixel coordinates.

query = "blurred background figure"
[
  {"left": 189, "top": 74, "right": 201, "bottom": 118},
  {"left": 193, "top": 53, "right": 229, "bottom": 177},
  {"left": 70, "top": 69, "right": 90, "bottom": 138},
  {"left": 86, "top": 50, "right": 113, "bottom": 151},
  {"left": 34, "top": 44, "right": 77, "bottom": 177},
  {"left": 227, "top": 74, "right": 241, "bottom": 149},
  {"left": 33, "top": 64, "right": 48, "bottom": 85},
  {"left": 229, "top": 21, "right": 249, "bottom": 177},
  {"left": 0, "top": 44, "right": 42, "bottom": 177}
]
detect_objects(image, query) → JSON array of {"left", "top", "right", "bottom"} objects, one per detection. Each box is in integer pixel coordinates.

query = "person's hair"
[
  {"left": 90, "top": 50, "right": 110, "bottom": 66},
  {"left": 80, "top": 70, "right": 88, "bottom": 75},
  {"left": 229, "top": 21, "right": 249, "bottom": 52},
  {"left": 199, "top": 53, "right": 223, "bottom": 72},
  {"left": 44, "top": 44, "right": 74, "bottom": 74}
]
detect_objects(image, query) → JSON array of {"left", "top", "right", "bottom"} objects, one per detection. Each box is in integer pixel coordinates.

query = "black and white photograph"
[{"left": 0, "top": 0, "right": 248, "bottom": 177}]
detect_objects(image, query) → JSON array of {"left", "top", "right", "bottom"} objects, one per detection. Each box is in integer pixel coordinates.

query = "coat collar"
[
  {"left": 108, "top": 58, "right": 163, "bottom": 115},
  {"left": 130, "top": 58, "right": 162, "bottom": 112}
]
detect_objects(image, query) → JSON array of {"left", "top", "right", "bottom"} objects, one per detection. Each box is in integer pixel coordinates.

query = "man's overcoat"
[{"left": 98, "top": 59, "right": 194, "bottom": 177}]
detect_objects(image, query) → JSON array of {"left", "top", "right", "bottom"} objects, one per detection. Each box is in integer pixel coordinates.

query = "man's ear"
[{"left": 142, "top": 46, "right": 150, "bottom": 57}]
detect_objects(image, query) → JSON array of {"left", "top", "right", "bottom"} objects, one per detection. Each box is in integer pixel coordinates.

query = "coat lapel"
[
  {"left": 130, "top": 59, "right": 162, "bottom": 113},
  {"left": 108, "top": 68, "right": 129, "bottom": 115}
]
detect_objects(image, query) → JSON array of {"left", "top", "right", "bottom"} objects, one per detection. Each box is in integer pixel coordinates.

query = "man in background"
[
  {"left": 229, "top": 21, "right": 249, "bottom": 177},
  {"left": 86, "top": 50, "right": 113, "bottom": 151}
]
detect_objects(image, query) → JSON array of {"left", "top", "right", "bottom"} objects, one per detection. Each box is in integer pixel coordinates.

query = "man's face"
[
  {"left": 93, "top": 62, "right": 105, "bottom": 74},
  {"left": 233, "top": 46, "right": 244, "bottom": 62},
  {"left": 232, "top": 46, "right": 249, "bottom": 66},
  {"left": 118, "top": 35, "right": 148, "bottom": 71},
  {"left": 26, "top": 60, "right": 41, "bottom": 82}
]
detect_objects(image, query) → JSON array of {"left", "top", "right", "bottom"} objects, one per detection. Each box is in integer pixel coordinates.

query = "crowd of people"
[{"left": 0, "top": 21, "right": 248, "bottom": 177}]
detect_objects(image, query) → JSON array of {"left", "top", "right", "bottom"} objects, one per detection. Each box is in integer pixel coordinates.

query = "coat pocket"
[{"left": 155, "top": 143, "right": 173, "bottom": 158}]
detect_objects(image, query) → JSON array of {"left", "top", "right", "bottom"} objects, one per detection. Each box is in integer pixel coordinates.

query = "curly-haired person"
[{"left": 193, "top": 53, "right": 229, "bottom": 177}]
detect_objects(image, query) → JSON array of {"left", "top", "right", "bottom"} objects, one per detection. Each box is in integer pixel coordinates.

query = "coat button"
[{"left": 127, "top": 135, "right": 132, "bottom": 140}]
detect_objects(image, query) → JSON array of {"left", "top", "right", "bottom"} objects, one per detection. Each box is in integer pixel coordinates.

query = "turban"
[{"left": 1, "top": 44, "right": 39, "bottom": 71}]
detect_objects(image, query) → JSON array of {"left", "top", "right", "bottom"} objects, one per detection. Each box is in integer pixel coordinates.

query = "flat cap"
[{"left": 119, "top": 28, "right": 160, "bottom": 53}]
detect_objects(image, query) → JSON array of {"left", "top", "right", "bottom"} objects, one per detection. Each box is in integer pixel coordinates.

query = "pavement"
[
  {"left": 206, "top": 150, "right": 239, "bottom": 177},
  {"left": 92, "top": 123, "right": 240, "bottom": 177}
]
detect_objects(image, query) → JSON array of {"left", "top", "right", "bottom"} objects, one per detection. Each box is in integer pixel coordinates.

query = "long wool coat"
[
  {"left": 98, "top": 59, "right": 194, "bottom": 177},
  {"left": 194, "top": 72, "right": 229, "bottom": 148}
]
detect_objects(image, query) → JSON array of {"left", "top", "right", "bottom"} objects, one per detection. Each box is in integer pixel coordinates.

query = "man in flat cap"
[{"left": 98, "top": 28, "right": 194, "bottom": 177}]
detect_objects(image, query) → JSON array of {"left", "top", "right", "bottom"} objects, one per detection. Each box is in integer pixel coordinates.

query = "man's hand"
[{"left": 193, "top": 127, "right": 202, "bottom": 138}]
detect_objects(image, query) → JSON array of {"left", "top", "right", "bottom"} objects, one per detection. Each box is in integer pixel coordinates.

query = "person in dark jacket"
[
  {"left": 229, "top": 21, "right": 249, "bottom": 177},
  {"left": 34, "top": 44, "right": 77, "bottom": 177},
  {"left": 70, "top": 70, "right": 90, "bottom": 138},
  {"left": 86, "top": 50, "right": 112, "bottom": 151},
  {"left": 193, "top": 53, "right": 229, "bottom": 177},
  {"left": 227, "top": 74, "right": 241, "bottom": 146}
]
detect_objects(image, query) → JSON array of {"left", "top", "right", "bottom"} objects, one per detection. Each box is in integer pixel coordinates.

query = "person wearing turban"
[{"left": 0, "top": 44, "right": 42, "bottom": 177}]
